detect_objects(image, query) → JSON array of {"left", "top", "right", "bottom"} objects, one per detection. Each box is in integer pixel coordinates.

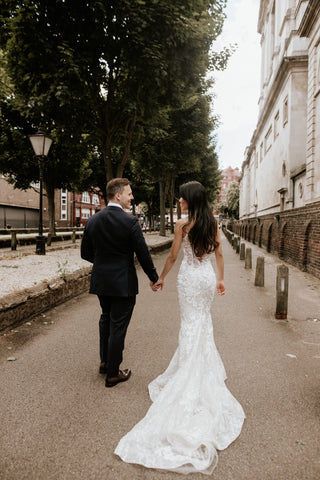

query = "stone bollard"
[
  {"left": 245, "top": 247, "right": 252, "bottom": 269},
  {"left": 72, "top": 229, "right": 76, "bottom": 243},
  {"left": 240, "top": 243, "right": 245, "bottom": 260},
  {"left": 11, "top": 231, "right": 17, "bottom": 251},
  {"left": 275, "top": 264, "right": 289, "bottom": 319},
  {"left": 232, "top": 235, "right": 238, "bottom": 250},
  {"left": 254, "top": 256, "right": 265, "bottom": 287},
  {"left": 236, "top": 237, "right": 240, "bottom": 254}
]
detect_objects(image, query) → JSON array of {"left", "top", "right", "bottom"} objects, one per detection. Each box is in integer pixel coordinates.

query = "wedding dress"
[{"left": 115, "top": 235, "right": 245, "bottom": 475}]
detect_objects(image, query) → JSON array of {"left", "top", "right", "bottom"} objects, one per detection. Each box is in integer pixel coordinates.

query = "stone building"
[{"left": 236, "top": 0, "right": 320, "bottom": 278}]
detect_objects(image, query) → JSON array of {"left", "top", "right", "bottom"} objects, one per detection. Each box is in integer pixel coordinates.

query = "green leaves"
[{"left": 0, "top": 0, "right": 230, "bottom": 211}]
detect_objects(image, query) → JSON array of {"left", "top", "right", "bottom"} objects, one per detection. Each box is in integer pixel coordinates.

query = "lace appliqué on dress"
[{"left": 115, "top": 236, "right": 245, "bottom": 475}]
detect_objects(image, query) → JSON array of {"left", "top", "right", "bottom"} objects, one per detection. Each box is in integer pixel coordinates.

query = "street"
[{"left": 0, "top": 234, "right": 319, "bottom": 480}]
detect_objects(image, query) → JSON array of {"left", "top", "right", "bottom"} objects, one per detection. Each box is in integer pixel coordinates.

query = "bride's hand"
[
  {"left": 216, "top": 280, "right": 226, "bottom": 295},
  {"left": 152, "top": 278, "right": 164, "bottom": 291}
]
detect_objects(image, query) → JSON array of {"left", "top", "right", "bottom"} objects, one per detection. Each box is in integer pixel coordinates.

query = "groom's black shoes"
[{"left": 105, "top": 369, "right": 131, "bottom": 388}]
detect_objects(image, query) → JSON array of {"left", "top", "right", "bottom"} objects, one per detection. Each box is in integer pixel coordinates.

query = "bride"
[{"left": 115, "top": 181, "right": 245, "bottom": 475}]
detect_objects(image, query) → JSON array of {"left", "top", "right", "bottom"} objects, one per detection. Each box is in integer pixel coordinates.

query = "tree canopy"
[{"left": 0, "top": 0, "right": 231, "bottom": 230}]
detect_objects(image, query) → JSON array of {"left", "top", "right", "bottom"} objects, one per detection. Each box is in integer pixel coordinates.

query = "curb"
[{"left": 0, "top": 239, "right": 173, "bottom": 332}]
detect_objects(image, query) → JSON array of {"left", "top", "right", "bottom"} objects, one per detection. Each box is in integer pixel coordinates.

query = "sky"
[{"left": 212, "top": 0, "right": 261, "bottom": 171}]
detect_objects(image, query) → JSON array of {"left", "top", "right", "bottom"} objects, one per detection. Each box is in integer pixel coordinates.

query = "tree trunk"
[
  {"left": 177, "top": 198, "right": 181, "bottom": 219},
  {"left": 159, "top": 180, "right": 166, "bottom": 237},
  {"left": 104, "top": 137, "right": 114, "bottom": 182},
  {"left": 169, "top": 176, "right": 175, "bottom": 233},
  {"left": 44, "top": 179, "right": 55, "bottom": 235},
  {"left": 116, "top": 113, "right": 137, "bottom": 178}
]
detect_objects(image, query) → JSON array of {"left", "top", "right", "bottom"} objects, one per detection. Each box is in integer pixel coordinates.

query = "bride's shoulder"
[
  {"left": 175, "top": 218, "right": 189, "bottom": 238},
  {"left": 175, "top": 218, "right": 188, "bottom": 230}
]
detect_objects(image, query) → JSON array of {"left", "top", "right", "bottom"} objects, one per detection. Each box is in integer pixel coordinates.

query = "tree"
[
  {"left": 226, "top": 181, "right": 240, "bottom": 219},
  {"left": 0, "top": 0, "right": 230, "bottom": 230}
]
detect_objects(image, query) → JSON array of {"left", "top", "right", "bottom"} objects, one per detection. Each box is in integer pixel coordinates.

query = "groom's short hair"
[{"left": 106, "top": 178, "right": 131, "bottom": 201}]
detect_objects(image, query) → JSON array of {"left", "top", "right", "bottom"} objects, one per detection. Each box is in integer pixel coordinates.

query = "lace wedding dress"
[{"left": 115, "top": 236, "right": 245, "bottom": 475}]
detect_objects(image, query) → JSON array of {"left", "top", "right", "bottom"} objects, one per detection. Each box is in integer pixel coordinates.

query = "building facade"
[
  {"left": 216, "top": 166, "right": 240, "bottom": 206},
  {"left": 236, "top": 0, "right": 320, "bottom": 278},
  {"left": 0, "top": 176, "right": 40, "bottom": 229},
  {"left": 72, "top": 191, "right": 105, "bottom": 227},
  {"left": 0, "top": 176, "right": 105, "bottom": 229}
]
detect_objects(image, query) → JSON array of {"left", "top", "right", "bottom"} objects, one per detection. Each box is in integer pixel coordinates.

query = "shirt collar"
[{"left": 107, "top": 202, "right": 123, "bottom": 209}]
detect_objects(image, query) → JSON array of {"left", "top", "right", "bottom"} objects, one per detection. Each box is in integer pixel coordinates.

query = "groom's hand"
[
  {"left": 150, "top": 280, "right": 162, "bottom": 292},
  {"left": 153, "top": 278, "right": 164, "bottom": 291},
  {"left": 150, "top": 281, "right": 159, "bottom": 292}
]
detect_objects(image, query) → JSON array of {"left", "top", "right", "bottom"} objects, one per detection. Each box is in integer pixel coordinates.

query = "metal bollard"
[
  {"left": 240, "top": 243, "right": 245, "bottom": 260},
  {"left": 47, "top": 233, "right": 52, "bottom": 247},
  {"left": 254, "top": 256, "right": 265, "bottom": 287},
  {"left": 245, "top": 248, "right": 252, "bottom": 269},
  {"left": 275, "top": 264, "right": 289, "bottom": 319},
  {"left": 72, "top": 229, "right": 76, "bottom": 243},
  {"left": 11, "top": 231, "right": 17, "bottom": 251}
]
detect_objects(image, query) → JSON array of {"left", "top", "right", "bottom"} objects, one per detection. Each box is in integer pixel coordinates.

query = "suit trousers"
[{"left": 98, "top": 295, "right": 136, "bottom": 377}]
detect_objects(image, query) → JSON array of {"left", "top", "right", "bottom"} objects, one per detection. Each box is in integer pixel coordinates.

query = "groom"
[{"left": 81, "top": 178, "right": 159, "bottom": 388}]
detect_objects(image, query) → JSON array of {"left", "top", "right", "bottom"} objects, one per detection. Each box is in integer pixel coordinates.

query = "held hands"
[
  {"left": 150, "top": 278, "right": 164, "bottom": 292},
  {"left": 216, "top": 280, "right": 226, "bottom": 296}
]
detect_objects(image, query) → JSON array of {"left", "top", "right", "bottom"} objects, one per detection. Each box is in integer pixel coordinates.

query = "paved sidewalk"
[{"left": 0, "top": 233, "right": 319, "bottom": 479}]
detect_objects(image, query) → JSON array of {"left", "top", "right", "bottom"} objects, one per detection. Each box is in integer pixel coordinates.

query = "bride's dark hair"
[{"left": 179, "top": 181, "right": 218, "bottom": 258}]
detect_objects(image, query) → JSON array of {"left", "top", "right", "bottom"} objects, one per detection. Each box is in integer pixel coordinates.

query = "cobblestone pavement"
[
  {"left": 0, "top": 232, "right": 174, "bottom": 298},
  {"left": 0, "top": 233, "right": 319, "bottom": 480}
]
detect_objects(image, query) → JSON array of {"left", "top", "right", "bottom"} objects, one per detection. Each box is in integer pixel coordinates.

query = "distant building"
[
  {"left": 0, "top": 176, "right": 105, "bottom": 229},
  {"left": 0, "top": 176, "right": 39, "bottom": 229},
  {"left": 214, "top": 166, "right": 240, "bottom": 215},
  {"left": 217, "top": 166, "right": 240, "bottom": 205},
  {"left": 72, "top": 191, "right": 105, "bottom": 227},
  {"left": 235, "top": 0, "right": 320, "bottom": 279}
]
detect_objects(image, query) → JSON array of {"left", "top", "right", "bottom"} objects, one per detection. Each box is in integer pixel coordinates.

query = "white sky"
[{"left": 212, "top": 0, "right": 261, "bottom": 171}]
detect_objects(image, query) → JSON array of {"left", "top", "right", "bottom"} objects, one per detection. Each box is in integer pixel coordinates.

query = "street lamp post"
[{"left": 29, "top": 128, "right": 53, "bottom": 255}]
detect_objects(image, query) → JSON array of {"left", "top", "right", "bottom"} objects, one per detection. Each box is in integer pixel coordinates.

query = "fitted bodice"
[{"left": 181, "top": 234, "right": 212, "bottom": 267}]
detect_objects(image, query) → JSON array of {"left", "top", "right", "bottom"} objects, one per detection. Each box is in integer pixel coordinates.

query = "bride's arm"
[
  {"left": 152, "top": 219, "right": 185, "bottom": 291},
  {"left": 214, "top": 227, "right": 226, "bottom": 295}
]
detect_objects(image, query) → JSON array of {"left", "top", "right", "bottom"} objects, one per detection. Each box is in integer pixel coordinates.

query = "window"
[
  {"left": 274, "top": 111, "right": 279, "bottom": 139},
  {"left": 265, "top": 126, "right": 272, "bottom": 153},
  {"left": 61, "top": 189, "right": 68, "bottom": 220},
  {"left": 283, "top": 96, "right": 288, "bottom": 126},
  {"left": 82, "top": 191, "right": 90, "bottom": 203},
  {"left": 92, "top": 194, "right": 100, "bottom": 205},
  {"left": 82, "top": 208, "right": 91, "bottom": 219}
]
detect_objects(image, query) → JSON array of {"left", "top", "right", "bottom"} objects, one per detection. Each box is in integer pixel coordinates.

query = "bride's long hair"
[{"left": 180, "top": 181, "right": 218, "bottom": 258}]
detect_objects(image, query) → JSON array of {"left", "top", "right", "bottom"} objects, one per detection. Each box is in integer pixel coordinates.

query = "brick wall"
[{"left": 230, "top": 202, "right": 320, "bottom": 279}]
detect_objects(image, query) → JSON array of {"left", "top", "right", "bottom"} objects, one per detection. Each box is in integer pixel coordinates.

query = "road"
[{"left": 0, "top": 234, "right": 319, "bottom": 480}]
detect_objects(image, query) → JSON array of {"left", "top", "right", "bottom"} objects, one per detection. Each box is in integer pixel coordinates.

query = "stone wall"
[
  {"left": 0, "top": 267, "right": 92, "bottom": 332},
  {"left": 230, "top": 201, "right": 320, "bottom": 278}
]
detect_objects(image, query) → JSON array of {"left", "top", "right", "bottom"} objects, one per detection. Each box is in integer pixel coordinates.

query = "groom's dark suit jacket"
[{"left": 81, "top": 206, "right": 158, "bottom": 297}]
